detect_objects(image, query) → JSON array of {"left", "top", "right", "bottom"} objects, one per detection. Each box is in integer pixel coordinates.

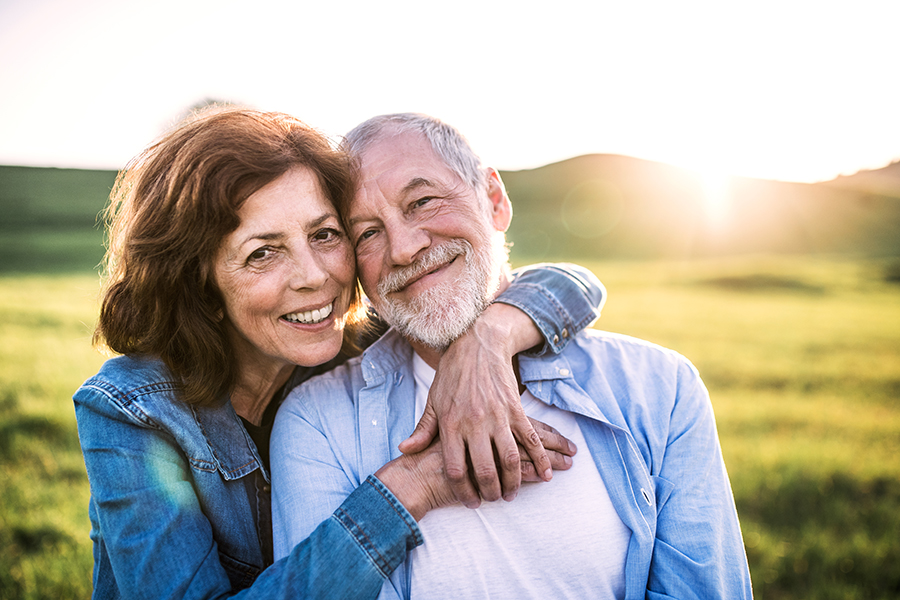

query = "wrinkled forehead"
[
  {"left": 357, "top": 130, "right": 444, "bottom": 181},
  {"left": 350, "top": 131, "right": 466, "bottom": 211}
]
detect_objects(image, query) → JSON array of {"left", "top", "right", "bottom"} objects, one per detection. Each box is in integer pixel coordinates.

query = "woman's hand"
[
  {"left": 398, "top": 302, "right": 569, "bottom": 508},
  {"left": 376, "top": 440, "right": 457, "bottom": 521},
  {"left": 378, "top": 421, "right": 575, "bottom": 521}
]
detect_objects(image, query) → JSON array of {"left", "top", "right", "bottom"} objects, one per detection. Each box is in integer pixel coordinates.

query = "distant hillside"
[
  {"left": 500, "top": 155, "right": 900, "bottom": 261},
  {"left": 827, "top": 160, "right": 900, "bottom": 198},
  {"left": 0, "top": 165, "right": 117, "bottom": 273},
  {"left": 1, "top": 157, "right": 899, "bottom": 274}
]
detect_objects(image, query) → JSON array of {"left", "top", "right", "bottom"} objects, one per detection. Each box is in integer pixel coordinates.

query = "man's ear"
[{"left": 485, "top": 168, "right": 513, "bottom": 232}]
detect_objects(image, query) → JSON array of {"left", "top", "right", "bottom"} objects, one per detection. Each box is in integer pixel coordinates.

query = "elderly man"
[{"left": 271, "top": 114, "right": 753, "bottom": 599}]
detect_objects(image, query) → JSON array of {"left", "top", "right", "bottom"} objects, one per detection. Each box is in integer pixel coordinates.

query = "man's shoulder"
[
  {"left": 571, "top": 329, "right": 692, "bottom": 369},
  {"left": 550, "top": 329, "right": 704, "bottom": 403}
]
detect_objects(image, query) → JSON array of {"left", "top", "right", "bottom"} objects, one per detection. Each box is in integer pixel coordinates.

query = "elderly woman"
[{"left": 73, "top": 107, "right": 603, "bottom": 599}]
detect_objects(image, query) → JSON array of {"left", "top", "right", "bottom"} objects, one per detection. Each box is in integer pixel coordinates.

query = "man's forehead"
[
  {"left": 350, "top": 131, "right": 465, "bottom": 220},
  {"left": 356, "top": 130, "right": 455, "bottom": 187}
]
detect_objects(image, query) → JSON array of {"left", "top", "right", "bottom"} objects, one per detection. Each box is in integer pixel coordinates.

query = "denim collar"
[{"left": 193, "top": 398, "right": 265, "bottom": 482}]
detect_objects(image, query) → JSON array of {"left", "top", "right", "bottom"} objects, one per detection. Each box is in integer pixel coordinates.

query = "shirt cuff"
[
  {"left": 495, "top": 264, "right": 604, "bottom": 357},
  {"left": 333, "top": 475, "right": 423, "bottom": 578}
]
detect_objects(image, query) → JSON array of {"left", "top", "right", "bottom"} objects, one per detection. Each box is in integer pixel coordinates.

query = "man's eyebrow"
[
  {"left": 347, "top": 178, "right": 440, "bottom": 229},
  {"left": 401, "top": 177, "right": 439, "bottom": 195}
]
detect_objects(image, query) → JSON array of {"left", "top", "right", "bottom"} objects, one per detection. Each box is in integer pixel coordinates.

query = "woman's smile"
[{"left": 283, "top": 301, "right": 335, "bottom": 325}]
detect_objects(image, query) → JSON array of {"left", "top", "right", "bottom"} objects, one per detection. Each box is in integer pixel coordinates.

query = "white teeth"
[{"left": 284, "top": 302, "right": 334, "bottom": 324}]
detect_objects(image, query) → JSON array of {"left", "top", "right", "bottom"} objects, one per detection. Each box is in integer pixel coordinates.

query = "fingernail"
[
  {"left": 543, "top": 468, "right": 553, "bottom": 481},
  {"left": 464, "top": 501, "right": 479, "bottom": 509},
  {"left": 503, "top": 492, "right": 517, "bottom": 502},
  {"left": 568, "top": 442, "right": 578, "bottom": 454},
  {"left": 563, "top": 455, "right": 573, "bottom": 467}
]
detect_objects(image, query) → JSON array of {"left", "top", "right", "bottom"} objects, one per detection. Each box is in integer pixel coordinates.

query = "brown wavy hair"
[{"left": 95, "top": 106, "right": 364, "bottom": 406}]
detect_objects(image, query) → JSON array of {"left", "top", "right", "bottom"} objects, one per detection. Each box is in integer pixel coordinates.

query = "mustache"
[{"left": 377, "top": 240, "right": 471, "bottom": 297}]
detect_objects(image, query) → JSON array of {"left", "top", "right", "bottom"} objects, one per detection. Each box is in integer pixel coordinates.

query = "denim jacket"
[{"left": 73, "top": 263, "right": 604, "bottom": 599}]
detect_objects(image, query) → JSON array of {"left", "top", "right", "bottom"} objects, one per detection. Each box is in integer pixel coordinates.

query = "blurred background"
[{"left": 1, "top": 1, "right": 898, "bottom": 598}]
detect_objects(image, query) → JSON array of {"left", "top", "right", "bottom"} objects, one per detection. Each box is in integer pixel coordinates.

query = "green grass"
[
  {"left": 584, "top": 255, "right": 900, "bottom": 599},
  {"left": 0, "top": 275, "right": 105, "bottom": 599},
  {"left": 1, "top": 256, "right": 898, "bottom": 598}
]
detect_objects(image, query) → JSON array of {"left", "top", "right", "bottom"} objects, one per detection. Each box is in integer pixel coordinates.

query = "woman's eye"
[
  {"left": 247, "top": 247, "right": 272, "bottom": 262},
  {"left": 313, "top": 228, "right": 343, "bottom": 242},
  {"left": 412, "top": 197, "right": 433, "bottom": 209}
]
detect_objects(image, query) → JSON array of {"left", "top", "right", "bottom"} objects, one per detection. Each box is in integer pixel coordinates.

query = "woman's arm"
[
  {"left": 399, "top": 262, "right": 605, "bottom": 507},
  {"left": 74, "top": 384, "right": 419, "bottom": 600}
]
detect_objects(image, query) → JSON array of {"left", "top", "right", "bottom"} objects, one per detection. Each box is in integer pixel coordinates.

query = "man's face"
[{"left": 348, "top": 130, "right": 511, "bottom": 350}]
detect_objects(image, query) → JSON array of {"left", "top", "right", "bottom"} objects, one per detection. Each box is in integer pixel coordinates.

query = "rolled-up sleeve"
[{"left": 496, "top": 262, "right": 606, "bottom": 356}]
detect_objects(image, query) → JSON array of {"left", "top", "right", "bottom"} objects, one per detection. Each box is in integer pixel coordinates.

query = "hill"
[
  {"left": 0, "top": 166, "right": 117, "bottom": 273},
  {"left": 1, "top": 157, "right": 899, "bottom": 274},
  {"left": 500, "top": 156, "right": 900, "bottom": 261}
]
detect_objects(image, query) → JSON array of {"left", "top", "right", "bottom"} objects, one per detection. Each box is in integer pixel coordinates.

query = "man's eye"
[
  {"left": 357, "top": 229, "right": 378, "bottom": 244},
  {"left": 412, "top": 197, "right": 433, "bottom": 209}
]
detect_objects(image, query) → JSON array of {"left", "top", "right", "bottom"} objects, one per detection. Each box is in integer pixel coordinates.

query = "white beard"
[{"left": 375, "top": 236, "right": 508, "bottom": 350}]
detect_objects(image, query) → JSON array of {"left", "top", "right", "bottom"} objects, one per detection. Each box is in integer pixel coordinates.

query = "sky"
[{"left": 0, "top": 0, "right": 898, "bottom": 183}]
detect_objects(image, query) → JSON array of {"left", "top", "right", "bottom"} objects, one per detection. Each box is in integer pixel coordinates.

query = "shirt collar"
[
  {"left": 518, "top": 350, "right": 622, "bottom": 428},
  {"left": 359, "top": 328, "right": 416, "bottom": 385}
]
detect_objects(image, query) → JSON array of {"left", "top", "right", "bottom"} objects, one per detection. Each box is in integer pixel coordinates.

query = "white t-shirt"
[{"left": 409, "top": 354, "right": 631, "bottom": 599}]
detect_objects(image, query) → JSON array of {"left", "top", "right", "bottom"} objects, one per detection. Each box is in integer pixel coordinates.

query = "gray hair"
[{"left": 343, "top": 113, "right": 485, "bottom": 192}]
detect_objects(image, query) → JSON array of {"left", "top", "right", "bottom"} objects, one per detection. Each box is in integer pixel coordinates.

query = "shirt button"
[
  {"left": 552, "top": 334, "right": 560, "bottom": 345},
  {"left": 262, "top": 484, "right": 271, "bottom": 493},
  {"left": 562, "top": 328, "right": 569, "bottom": 339},
  {"left": 558, "top": 368, "right": 570, "bottom": 377},
  {"left": 371, "top": 419, "right": 378, "bottom": 426}
]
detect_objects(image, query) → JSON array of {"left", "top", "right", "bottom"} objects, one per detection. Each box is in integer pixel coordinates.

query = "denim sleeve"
[
  {"left": 256, "top": 476, "right": 421, "bottom": 599},
  {"left": 74, "top": 387, "right": 419, "bottom": 600},
  {"left": 646, "top": 362, "right": 753, "bottom": 599},
  {"left": 495, "top": 262, "right": 606, "bottom": 356}
]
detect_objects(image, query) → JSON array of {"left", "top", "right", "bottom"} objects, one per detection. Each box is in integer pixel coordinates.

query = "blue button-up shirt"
[{"left": 272, "top": 329, "right": 753, "bottom": 599}]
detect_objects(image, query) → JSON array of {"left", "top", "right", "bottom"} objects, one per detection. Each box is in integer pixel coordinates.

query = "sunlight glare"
[{"left": 696, "top": 167, "right": 733, "bottom": 231}]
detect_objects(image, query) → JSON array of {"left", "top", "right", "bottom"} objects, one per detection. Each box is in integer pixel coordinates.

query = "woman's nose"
[{"left": 289, "top": 252, "right": 328, "bottom": 290}]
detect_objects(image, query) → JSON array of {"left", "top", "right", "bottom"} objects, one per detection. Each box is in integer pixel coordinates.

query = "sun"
[{"left": 694, "top": 166, "right": 734, "bottom": 231}]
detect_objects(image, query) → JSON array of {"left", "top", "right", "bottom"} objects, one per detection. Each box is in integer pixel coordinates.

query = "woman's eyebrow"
[{"left": 241, "top": 212, "right": 338, "bottom": 244}]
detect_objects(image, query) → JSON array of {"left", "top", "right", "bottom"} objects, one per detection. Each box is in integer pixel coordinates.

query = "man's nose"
[{"left": 386, "top": 223, "right": 430, "bottom": 267}]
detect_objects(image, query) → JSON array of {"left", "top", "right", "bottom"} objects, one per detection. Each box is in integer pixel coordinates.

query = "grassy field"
[{"left": 1, "top": 256, "right": 898, "bottom": 598}]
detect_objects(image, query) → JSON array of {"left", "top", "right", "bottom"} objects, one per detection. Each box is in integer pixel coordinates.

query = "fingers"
[
  {"left": 519, "top": 448, "right": 574, "bottom": 482},
  {"left": 493, "top": 429, "right": 522, "bottom": 502},
  {"left": 529, "top": 417, "right": 577, "bottom": 457},
  {"left": 398, "top": 403, "right": 438, "bottom": 454},
  {"left": 467, "top": 435, "right": 502, "bottom": 503},
  {"left": 441, "top": 427, "right": 481, "bottom": 509},
  {"left": 513, "top": 415, "right": 553, "bottom": 482}
]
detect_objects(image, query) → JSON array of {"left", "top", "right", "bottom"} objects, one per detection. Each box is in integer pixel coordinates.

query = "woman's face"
[{"left": 214, "top": 166, "right": 356, "bottom": 375}]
